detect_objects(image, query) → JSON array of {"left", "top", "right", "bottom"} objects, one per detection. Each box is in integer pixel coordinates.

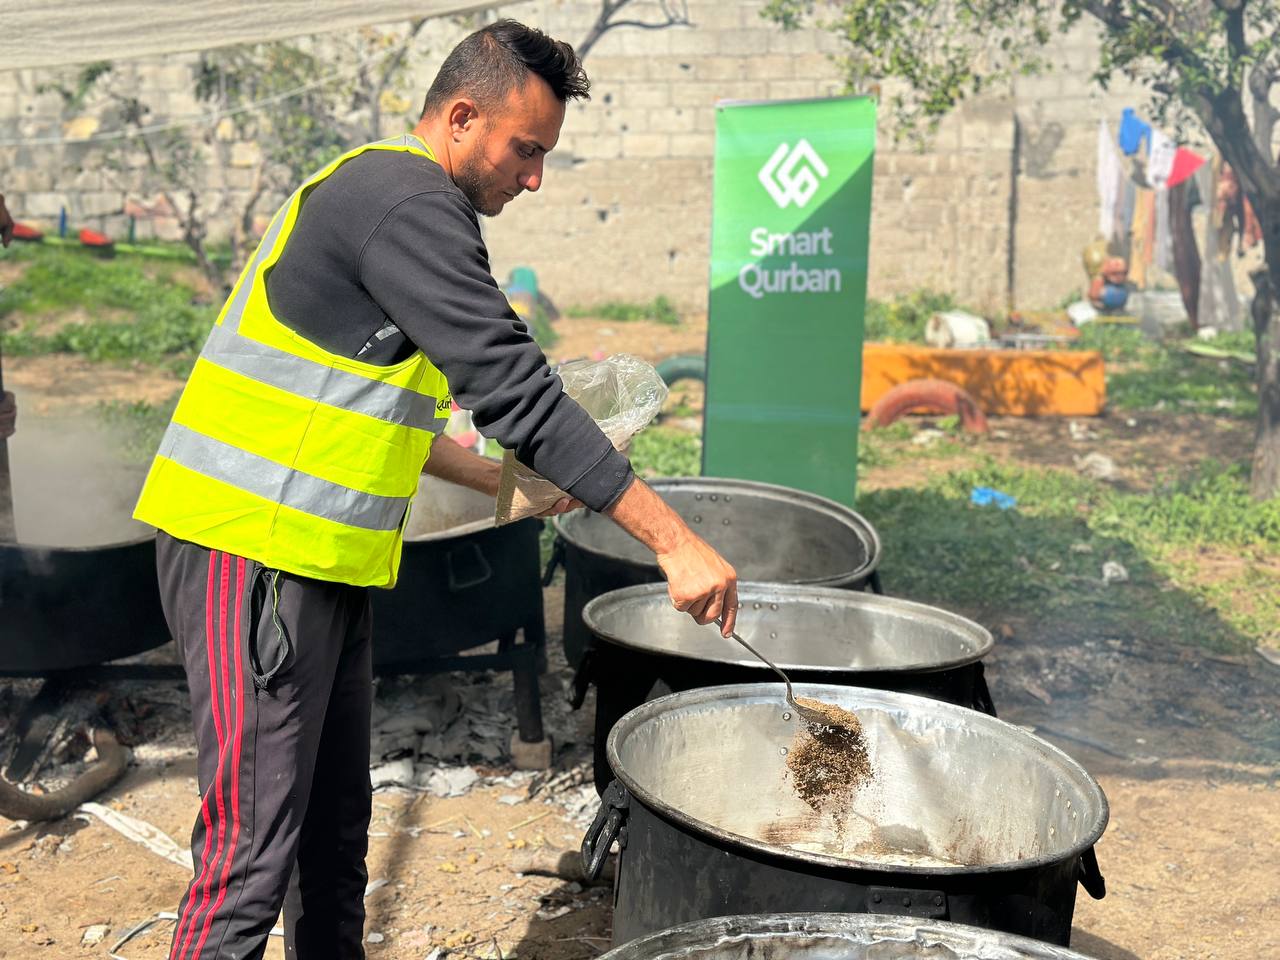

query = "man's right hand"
[{"left": 604, "top": 477, "right": 739, "bottom": 636}]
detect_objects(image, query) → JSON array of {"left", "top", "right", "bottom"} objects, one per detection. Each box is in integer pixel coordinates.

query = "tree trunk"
[{"left": 1249, "top": 229, "right": 1280, "bottom": 499}]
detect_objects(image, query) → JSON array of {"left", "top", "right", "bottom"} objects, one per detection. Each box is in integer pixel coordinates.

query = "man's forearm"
[
  {"left": 603, "top": 476, "right": 691, "bottom": 556},
  {"left": 422, "top": 436, "right": 501, "bottom": 496}
]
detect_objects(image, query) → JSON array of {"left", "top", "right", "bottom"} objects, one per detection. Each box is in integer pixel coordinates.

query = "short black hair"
[{"left": 422, "top": 19, "right": 590, "bottom": 117}]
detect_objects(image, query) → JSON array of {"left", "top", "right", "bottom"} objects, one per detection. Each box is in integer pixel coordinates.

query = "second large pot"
[{"left": 577, "top": 583, "right": 995, "bottom": 793}]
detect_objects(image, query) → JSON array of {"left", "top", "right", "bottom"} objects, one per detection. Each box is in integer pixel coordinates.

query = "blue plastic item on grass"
[{"left": 970, "top": 486, "right": 1017, "bottom": 510}]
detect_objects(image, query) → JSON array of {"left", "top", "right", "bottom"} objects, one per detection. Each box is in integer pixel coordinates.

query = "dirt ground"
[{"left": 2, "top": 315, "right": 1278, "bottom": 959}]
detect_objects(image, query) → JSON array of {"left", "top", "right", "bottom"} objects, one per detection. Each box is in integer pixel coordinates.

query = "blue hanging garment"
[{"left": 1117, "top": 108, "right": 1152, "bottom": 156}]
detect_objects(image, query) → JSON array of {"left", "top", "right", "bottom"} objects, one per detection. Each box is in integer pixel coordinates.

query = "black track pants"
[{"left": 156, "top": 531, "right": 373, "bottom": 960}]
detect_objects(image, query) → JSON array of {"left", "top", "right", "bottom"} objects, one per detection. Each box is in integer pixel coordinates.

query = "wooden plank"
[{"left": 861, "top": 343, "right": 1106, "bottom": 417}]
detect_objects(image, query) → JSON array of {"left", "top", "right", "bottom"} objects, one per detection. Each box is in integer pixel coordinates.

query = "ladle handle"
[{"left": 715, "top": 619, "right": 795, "bottom": 704}]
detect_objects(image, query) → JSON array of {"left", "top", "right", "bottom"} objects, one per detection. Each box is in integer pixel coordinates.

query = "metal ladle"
[{"left": 714, "top": 618, "right": 834, "bottom": 728}]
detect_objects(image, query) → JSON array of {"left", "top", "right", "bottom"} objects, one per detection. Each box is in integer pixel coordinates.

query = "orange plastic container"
[{"left": 861, "top": 343, "right": 1106, "bottom": 417}]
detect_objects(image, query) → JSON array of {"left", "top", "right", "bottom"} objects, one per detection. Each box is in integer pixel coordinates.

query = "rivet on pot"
[
  {"left": 871, "top": 893, "right": 881, "bottom": 904},
  {"left": 782, "top": 712, "right": 792, "bottom": 721},
  {"left": 693, "top": 515, "right": 702, "bottom": 524},
  {"left": 695, "top": 493, "right": 703, "bottom": 500},
  {"left": 902, "top": 897, "right": 911, "bottom": 907},
  {"left": 934, "top": 895, "right": 944, "bottom": 907},
  {"left": 769, "top": 632, "right": 778, "bottom": 639},
  {"left": 709, "top": 494, "right": 718, "bottom": 502},
  {"left": 769, "top": 603, "right": 779, "bottom": 611},
  {"left": 753, "top": 602, "right": 762, "bottom": 610},
  {"left": 722, "top": 519, "right": 731, "bottom": 526},
  {"left": 778, "top": 747, "right": 788, "bottom": 756}
]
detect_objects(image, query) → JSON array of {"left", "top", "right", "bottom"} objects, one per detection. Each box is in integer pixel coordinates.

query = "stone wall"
[{"left": 0, "top": 1, "right": 1182, "bottom": 312}]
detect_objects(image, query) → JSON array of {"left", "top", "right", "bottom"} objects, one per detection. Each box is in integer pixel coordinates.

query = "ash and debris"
[{"left": 1, "top": 631, "right": 601, "bottom": 825}]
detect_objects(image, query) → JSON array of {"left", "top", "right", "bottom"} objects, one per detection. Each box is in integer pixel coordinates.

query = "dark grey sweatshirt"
[{"left": 264, "top": 147, "right": 634, "bottom": 513}]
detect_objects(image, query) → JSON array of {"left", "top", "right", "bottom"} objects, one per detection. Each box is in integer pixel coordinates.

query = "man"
[{"left": 133, "top": 19, "right": 738, "bottom": 960}]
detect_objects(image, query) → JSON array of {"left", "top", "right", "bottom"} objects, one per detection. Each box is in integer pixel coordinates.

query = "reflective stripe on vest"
[{"left": 134, "top": 134, "right": 452, "bottom": 588}]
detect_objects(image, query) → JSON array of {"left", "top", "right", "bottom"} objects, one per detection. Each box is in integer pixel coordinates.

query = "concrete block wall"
[{"left": 0, "top": 2, "right": 1163, "bottom": 312}]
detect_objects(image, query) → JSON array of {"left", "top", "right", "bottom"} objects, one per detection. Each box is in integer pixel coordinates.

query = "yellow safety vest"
[{"left": 134, "top": 135, "right": 451, "bottom": 588}]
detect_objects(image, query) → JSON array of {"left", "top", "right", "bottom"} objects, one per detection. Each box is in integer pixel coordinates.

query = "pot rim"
[
  {"left": 599, "top": 912, "right": 1097, "bottom": 960},
  {"left": 606, "top": 683, "right": 1109, "bottom": 877},
  {"left": 582, "top": 582, "right": 994, "bottom": 675},
  {"left": 553, "top": 477, "right": 882, "bottom": 584}
]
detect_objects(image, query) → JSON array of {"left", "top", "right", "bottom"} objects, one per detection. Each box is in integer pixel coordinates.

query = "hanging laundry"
[
  {"left": 1097, "top": 119, "right": 1123, "bottom": 239},
  {"left": 1196, "top": 160, "right": 1242, "bottom": 332},
  {"left": 1116, "top": 176, "right": 1137, "bottom": 260},
  {"left": 1129, "top": 188, "right": 1157, "bottom": 289},
  {"left": 1215, "top": 163, "right": 1263, "bottom": 256},
  {"left": 1148, "top": 129, "right": 1177, "bottom": 189},
  {"left": 1155, "top": 185, "right": 1174, "bottom": 274},
  {"left": 1118, "top": 108, "right": 1152, "bottom": 156},
  {"left": 1166, "top": 147, "right": 1206, "bottom": 188}
]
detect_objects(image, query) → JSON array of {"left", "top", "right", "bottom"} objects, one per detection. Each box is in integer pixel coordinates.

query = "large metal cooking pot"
[
  {"left": 0, "top": 534, "right": 169, "bottom": 674},
  {"left": 584, "top": 684, "right": 1107, "bottom": 947},
  {"left": 578, "top": 584, "right": 995, "bottom": 793},
  {"left": 552, "top": 478, "right": 882, "bottom": 666},
  {"left": 373, "top": 474, "right": 545, "bottom": 663},
  {"left": 370, "top": 475, "right": 547, "bottom": 743},
  {"left": 601, "top": 914, "right": 1100, "bottom": 960}
]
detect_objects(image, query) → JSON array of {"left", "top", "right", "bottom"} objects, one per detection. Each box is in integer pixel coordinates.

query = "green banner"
[{"left": 702, "top": 96, "right": 876, "bottom": 505}]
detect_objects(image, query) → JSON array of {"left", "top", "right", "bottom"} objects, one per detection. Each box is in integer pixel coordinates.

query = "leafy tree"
[{"left": 764, "top": 0, "right": 1280, "bottom": 499}]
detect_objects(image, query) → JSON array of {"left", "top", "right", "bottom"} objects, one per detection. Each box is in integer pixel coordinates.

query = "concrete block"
[
  {"left": 663, "top": 107, "right": 698, "bottom": 133},
  {"left": 719, "top": 28, "right": 771, "bottom": 56},
  {"left": 623, "top": 83, "right": 671, "bottom": 109},
  {"left": 767, "top": 80, "right": 820, "bottom": 101},
  {"left": 683, "top": 57, "right": 741, "bottom": 82},
  {"left": 575, "top": 135, "right": 624, "bottom": 160},
  {"left": 78, "top": 190, "right": 122, "bottom": 218},
  {"left": 669, "top": 131, "right": 715, "bottom": 157},
  {"left": 766, "top": 29, "right": 818, "bottom": 55},
  {"left": 22, "top": 191, "right": 69, "bottom": 218},
  {"left": 586, "top": 55, "right": 650, "bottom": 81},
  {"left": 509, "top": 733, "right": 554, "bottom": 770},
  {"left": 646, "top": 56, "right": 698, "bottom": 81},
  {"left": 622, "top": 133, "right": 671, "bottom": 158},
  {"left": 669, "top": 29, "right": 722, "bottom": 57},
  {"left": 749, "top": 55, "right": 797, "bottom": 81}
]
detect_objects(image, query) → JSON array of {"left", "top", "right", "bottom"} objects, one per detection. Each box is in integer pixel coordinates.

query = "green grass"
[
  {"left": 567, "top": 295, "right": 680, "bottom": 326},
  {"left": 863, "top": 289, "right": 957, "bottom": 343},
  {"left": 858, "top": 458, "right": 1279, "bottom": 651},
  {"left": 1069, "top": 322, "right": 1258, "bottom": 417},
  {"left": 0, "top": 247, "right": 215, "bottom": 370},
  {"left": 629, "top": 426, "right": 701, "bottom": 478}
]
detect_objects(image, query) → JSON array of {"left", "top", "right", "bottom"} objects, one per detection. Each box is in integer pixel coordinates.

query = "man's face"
[{"left": 452, "top": 75, "right": 566, "bottom": 217}]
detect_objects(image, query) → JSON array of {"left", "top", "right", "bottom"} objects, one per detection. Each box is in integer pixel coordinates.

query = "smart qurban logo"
[{"left": 757, "top": 139, "right": 829, "bottom": 209}]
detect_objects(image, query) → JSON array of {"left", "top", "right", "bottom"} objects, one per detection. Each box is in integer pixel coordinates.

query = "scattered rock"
[
  {"left": 1102, "top": 561, "right": 1130, "bottom": 585},
  {"left": 1074, "top": 451, "right": 1118, "bottom": 481},
  {"left": 81, "top": 925, "right": 110, "bottom": 946}
]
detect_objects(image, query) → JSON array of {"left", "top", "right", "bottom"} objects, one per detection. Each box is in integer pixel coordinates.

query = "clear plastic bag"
[{"left": 495, "top": 354, "right": 668, "bottom": 525}]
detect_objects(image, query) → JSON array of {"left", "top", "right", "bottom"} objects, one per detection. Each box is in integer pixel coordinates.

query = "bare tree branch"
[{"left": 577, "top": 0, "right": 692, "bottom": 61}]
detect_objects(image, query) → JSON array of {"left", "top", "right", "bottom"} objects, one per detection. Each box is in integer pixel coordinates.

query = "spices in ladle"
[{"left": 785, "top": 697, "right": 873, "bottom": 821}]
